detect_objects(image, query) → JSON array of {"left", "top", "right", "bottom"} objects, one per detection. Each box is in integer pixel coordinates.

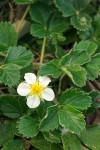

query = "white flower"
[{"left": 17, "top": 73, "right": 55, "bottom": 108}]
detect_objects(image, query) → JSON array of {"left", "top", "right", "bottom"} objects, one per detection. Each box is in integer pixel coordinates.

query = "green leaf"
[
  {"left": 60, "top": 49, "right": 90, "bottom": 66},
  {"left": 0, "top": 22, "right": 17, "bottom": 51},
  {"left": 30, "top": 2, "right": 51, "bottom": 26},
  {"left": 55, "top": 46, "right": 66, "bottom": 58},
  {"left": 59, "top": 88, "right": 91, "bottom": 110},
  {"left": 0, "top": 64, "right": 20, "bottom": 86},
  {"left": 30, "top": 23, "right": 50, "bottom": 38},
  {"left": 49, "top": 13, "right": 69, "bottom": 34},
  {"left": 79, "top": 126, "right": 100, "bottom": 150},
  {"left": 58, "top": 105, "right": 86, "bottom": 135},
  {"left": 15, "top": 0, "right": 36, "bottom": 4},
  {"left": 71, "top": 13, "right": 92, "bottom": 31},
  {"left": 92, "top": 53, "right": 100, "bottom": 68},
  {"left": 17, "top": 116, "right": 39, "bottom": 138},
  {"left": 74, "top": 40, "right": 97, "bottom": 56},
  {"left": 43, "top": 130, "right": 61, "bottom": 143},
  {"left": 62, "top": 132, "right": 83, "bottom": 150},
  {"left": 61, "top": 65, "right": 87, "bottom": 87},
  {"left": 54, "top": 0, "right": 90, "bottom": 17},
  {"left": 89, "top": 91, "right": 100, "bottom": 109},
  {"left": 0, "top": 44, "right": 8, "bottom": 52},
  {"left": 4, "top": 46, "right": 33, "bottom": 69},
  {"left": 2, "top": 140, "right": 25, "bottom": 150},
  {"left": 30, "top": 134, "right": 63, "bottom": 150},
  {"left": 94, "top": 7, "right": 100, "bottom": 37},
  {"left": 83, "top": 53, "right": 100, "bottom": 80},
  {"left": 87, "top": 91, "right": 100, "bottom": 113},
  {"left": 39, "top": 105, "right": 59, "bottom": 131},
  {"left": 0, "top": 121, "right": 14, "bottom": 146},
  {"left": 0, "top": 96, "right": 27, "bottom": 118},
  {"left": 38, "top": 59, "right": 62, "bottom": 78},
  {"left": 84, "top": 62, "right": 99, "bottom": 80}
]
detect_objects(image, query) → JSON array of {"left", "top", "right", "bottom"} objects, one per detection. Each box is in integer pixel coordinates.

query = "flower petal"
[
  {"left": 41, "top": 88, "right": 55, "bottom": 101},
  {"left": 24, "top": 73, "right": 36, "bottom": 84},
  {"left": 39, "top": 76, "right": 51, "bottom": 87},
  {"left": 17, "top": 82, "right": 30, "bottom": 96},
  {"left": 27, "top": 95, "right": 40, "bottom": 108}
]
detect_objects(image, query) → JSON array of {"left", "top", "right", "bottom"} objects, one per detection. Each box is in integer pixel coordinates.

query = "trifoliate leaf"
[
  {"left": 4, "top": 46, "right": 33, "bottom": 69},
  {"left": 0, "top": 22, "right": 18, "bottom": 51},
  {"left": 79, "top": 126, "right": 100, "bottom": 150},
  {"left": 14, "top": 0, "right": 36, "bottom": 4},
  {"left": 17, "top": 116, "right": 39, "bottom": 138},
  {"left": 54, "top": 0, "right": 90, "bottom": 17},
  {"left": 2, "top": 140, "right": 25, "bottom": 150},
  {"left": 59, "top": 88, "right": 91, "bottom": 110},
  {"left": 0, "top": 96, "right": 27, "bottom": 118},
  {"left": 62, "top": 132, "right": 83, "bottom": 150},
  {"left": 74, "top": 40, "right": 97, "bottom": 56},
  {"left": 30, "top": 134, "right": 63, "bottom": 150},
  {"left": 60, "top": 49, "right": 90, "bottom": 66},
  {"left": 30, "top": 23, "right": 50, "bottom": 38},
  {"left": 30, "top": 2, "right": 51, "bottom": 26},
  {"left": 61, "top": 65, "right": 87, "bottom": 87},
  {"left": 39, "top": 105, "right": 59, "bottom": 131},
  {"left": 58, "top": 105, "right": 86, "bottom": 135},
  {"left": 43, "top": 130, "right": 61, "bottom": 143},
  {"left": 71, "top": 13, "right": 92, "bottom": 31},
  {"left": 0, "top": 121, "right": 14, "bottom": 146},
  {"left": 0, "top": 64, "right": 20, "bottom": 86},
  {"left": 38, "top": 59, "right": 62, "bottom": 78}
]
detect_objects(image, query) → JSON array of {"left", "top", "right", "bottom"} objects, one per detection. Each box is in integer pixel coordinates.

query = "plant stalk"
[
  {"left": 16, "top": 4, "right": 30, "bottom": 33},
  {"left": 40, "top": 37, "right": 46, "bottom": 65}
]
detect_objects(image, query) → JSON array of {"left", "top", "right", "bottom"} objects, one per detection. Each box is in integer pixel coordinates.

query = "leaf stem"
[
  {"left": 16, "top": 4, "right": 31, "bottom": 33},
  {"left": 58, "top": 74, "right": 65, "bottom": 94},
  {"left": 40, "top": 37, "right": 47, "bottom": 65}
]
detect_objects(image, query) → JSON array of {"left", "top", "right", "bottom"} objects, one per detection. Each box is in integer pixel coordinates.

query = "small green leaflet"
[
  {"left": 0, "top": 22, "right": 18, "bottom": 51},
  {"left": 17, "top": 116, "right": 39, "bottom": 138},
  {"left": 83, "top": 53, "right": 100, "bottom": 80},
  {"left": 30, "top": 134, "right": 63, "bottom": 150},
  {"left": 79, "top": 126, "right": 100, "bottom": 150},
  {"left": 61, "top": 65, "right": 87, "bottom": 87},
  {"left": 39, "top": 105, "right": 59, "bottom": 131},
  {"left": 0, "top": 121, "right": 14, "bottom": 146},
  {"left": 0, "top": 64, "right": 20, "bottom": 86},
  {"left": 38, "top": 59, "right": 62, "bottom": 78},
  {"left": 0, "top": 96, "right": 27, "bottom": 118},
  {"left": 4, "top": 46, "right": 33, "bottom": 69},
  {"left": 62, "top": 132, "right": 83, "bottom": 150},
  {"left": 2, "top": 140, "right": 25, "bottom": 150},
  {"left": 59, "top": 88, "right": 91, "bottom": 110},
  {"left": 43, "top": 130, "right": 61, "bottom": 143},
  {"left": 54, "top": 0, "right": 90, "bottom": 17},
  {"left": 60, "top": 49, "right": 90, "bottom": 66},
  {"left": 58, "top": 105, "right": 86, "bottom": 135},
  {"left": 73, "top": 40, "right": 97, "bottom": 56},
  {"left": 71, "top": 13, "right": 92, "bottom": 31}
]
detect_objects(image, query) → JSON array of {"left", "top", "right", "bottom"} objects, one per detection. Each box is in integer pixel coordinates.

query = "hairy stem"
[
  {"left": 16, "top": 4, "right": 30, "bottom": 33},
  {"left": 58, "top": 74, "right": 65, "bottom": 94},
  {"left": 40, "top": 37, "right": 47, "bottom": 65}
]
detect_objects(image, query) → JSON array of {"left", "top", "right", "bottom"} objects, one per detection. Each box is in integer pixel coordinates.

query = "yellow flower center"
[{"left": 30, "top": 83, "right": 43, "bottom": 96}]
